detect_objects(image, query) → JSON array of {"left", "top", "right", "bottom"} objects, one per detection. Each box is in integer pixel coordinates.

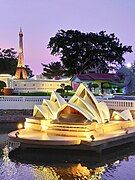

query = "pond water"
[{"left": 0, "top": 144, "right": 135, "bottom": 180}]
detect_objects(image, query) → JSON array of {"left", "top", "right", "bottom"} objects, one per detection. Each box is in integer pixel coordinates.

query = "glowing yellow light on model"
[
  {"left": 114, "top": 115, "right": 120, "bottom": 121},
  {"left": 17, "top": 123, "right": 23, "bottom": 129},
  {"left": 41, "top": 125, "right": 48, "bottom": 131}
]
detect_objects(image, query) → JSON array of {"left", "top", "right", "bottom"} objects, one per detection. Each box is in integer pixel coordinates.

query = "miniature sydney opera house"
[{"left": 9, "top": 84, "right": 135, "bottom": 151}]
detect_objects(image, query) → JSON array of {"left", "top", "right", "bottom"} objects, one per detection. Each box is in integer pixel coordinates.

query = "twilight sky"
[{"left": 0, "top": 0, "right": 135, "bottom": 75}]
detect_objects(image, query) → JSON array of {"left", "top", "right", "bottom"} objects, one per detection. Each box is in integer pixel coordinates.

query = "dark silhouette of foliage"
[
  {"left": 56, "top": 88, "right": 65, "bottom": 96},
  {"left": 65, "top": 85, "right": 73, "bottom": 92},
  {"left": 0, "top": 80, "right": 6, "bottom": 89},
  {"left": 60, "top": 83, "right": 65, "bottom": 89},
  {"left": 25, "top": 65, "right": 34, "bottom": 78},
  {"left": 91, "top": 83, "right": 99, "bottom": 90},
  {"left": 48, "top": 29, "right": 132, "bottom": 76},
  {"left": 130, "top": 61, "right": 135, "bottom": 74},
  {"left": 56, "top": 85, "right": 73, "bottom": 97},
  {"left": 0, "top": 48, "right": 18, "bottom": 75},
  {"left": 102, "top": 82, "right": 111, "bottom": 89},
  {"left": 42, "top": 61, "right": 64, "bottom": 78}
]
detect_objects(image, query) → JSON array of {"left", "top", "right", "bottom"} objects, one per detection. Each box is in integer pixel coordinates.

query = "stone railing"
[
  {"left": 99, "top": 99, "right": 135, "bottom": 110},
  {"left": 0, "top": 96, "right": 48, "bottom": 109},
  {"left": 1, "top": 95, "right": 135, "bottom": 111}
]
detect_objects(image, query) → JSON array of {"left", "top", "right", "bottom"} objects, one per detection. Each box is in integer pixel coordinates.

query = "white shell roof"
[{"left": 33, "top": 83, "right": 112, "bottom": 123}]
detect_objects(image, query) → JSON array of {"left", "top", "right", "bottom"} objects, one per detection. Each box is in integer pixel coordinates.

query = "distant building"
[
  {"left": 72, "top": 73, "right": 116, "bottom": 93},
  {"left": 0, "top": 74, "right": 71, "bottom": 93},
  {"left": 13, "top": 78, "right": 71, "bottom": 93},
  {"left": 0, "top": 72, "right": 118, "bottom": 94}
]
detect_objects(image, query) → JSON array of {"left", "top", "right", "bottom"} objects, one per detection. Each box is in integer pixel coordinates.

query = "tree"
[
  {"left": 91, "top": 83, "right": 99, "bottom": 90},
  {"left": 60, "top": 83, "right": 65, "bottom": 89},
  {"left": 0, "top": 81, "right": 6, "bottom": 89},
  {"left": 65, "top": 85, "right": 73, "bottom": 93},
  {"left": 0, "top": 80, "right": 6, "bottom": 95},
  {"left": 25, "top": 65, "right": 34, "bottom": 78},
  {"left": 102, "top": 82, "right": 111, "bottom": 89},
  {"left": 56, "top": 88, "right": 65, "bottom": 96},
  {"left": 130, "top": 61, "right": 135, "bottom": 74},
  {"left": 0, "top": 48, "right": 18, "bottom": 75},
  {"left": 42, "top": 61, "right": 64, "bottom": 78},
  {"left": 101, "top": 82, "right": 112, "bottom": 94},
  {"left": 48, "top": 30, "right": 132, "bottom": 76}
]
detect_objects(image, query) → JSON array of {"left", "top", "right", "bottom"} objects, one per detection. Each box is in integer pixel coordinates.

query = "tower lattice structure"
[{"left": 15, "top": 28, "right": 28, "bottom": 79}]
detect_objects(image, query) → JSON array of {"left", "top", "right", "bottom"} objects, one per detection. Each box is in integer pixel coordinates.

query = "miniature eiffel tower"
[{"left": 15, "top": 28, "right": 28, "bottom": 79}]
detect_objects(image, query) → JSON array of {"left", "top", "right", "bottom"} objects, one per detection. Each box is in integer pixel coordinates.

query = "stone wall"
[{"left": 0, "top": 109, "right": 32, "bottom": 123}]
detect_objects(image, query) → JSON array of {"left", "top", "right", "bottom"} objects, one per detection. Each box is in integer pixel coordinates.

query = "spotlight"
[
  {"left": 126, "top": 63, "right": 131, "bottom": 68},
  {"left": 114, "top": 115, "right": 120, "bottom": 121},
  {"left": 17, "top": 123, "right": 23, "bottom": 129}
]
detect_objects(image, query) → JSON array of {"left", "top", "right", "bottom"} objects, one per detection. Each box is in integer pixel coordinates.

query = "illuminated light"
[
  {"left": 24, "top": 122, "right": 29, "bottom": 129},
  {"left": 126, "top": 63, "right": 131, "bottom": 68},
  {"left": 41, "top": 125, "right": 48, "bottom": 131},
  {"left": 86, "top": 134, "right": 91, "bottom": 139},
  {"left": 114, "top": 115, "right": 120, "bottom": 120},
  {"left": 19, "top": 48, "right": 23, "bottom": 53},
  {"left": 17, "top": 123, "right": 23, "bottom": 129}
]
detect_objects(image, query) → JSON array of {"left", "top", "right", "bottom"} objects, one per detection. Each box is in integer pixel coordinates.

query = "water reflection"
[
  {"left": 0, "top": 147, "right": 107, "bottom": 179},
  {"left": 0, "top": 157, "right": 106, "bottom": 180},
  {"left": 32, "top": 163, "right": 107, "bottom": 180},
  {"left": 0, "top": 144, "right": 135, "bottom": 180}
]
